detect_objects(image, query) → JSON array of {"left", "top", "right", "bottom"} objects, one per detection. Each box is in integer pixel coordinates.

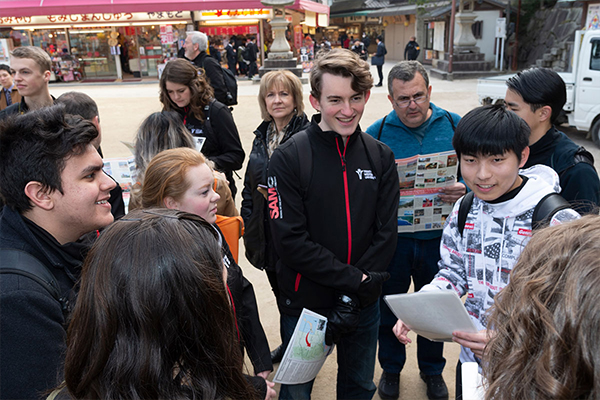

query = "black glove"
[
  {"left": 357, "top": 271, "right": 390, "bottom": 307},
  {"left": 325, "top": 293, "right": 360, "bottom": 346}
]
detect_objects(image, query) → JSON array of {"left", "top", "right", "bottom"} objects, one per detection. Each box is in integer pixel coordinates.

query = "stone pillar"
[
  {"left": 259, "top": 0, "right": 305, "bottom": 80},
  {"left": 454, "top": 0, "right": 479, "bottom": 52}
]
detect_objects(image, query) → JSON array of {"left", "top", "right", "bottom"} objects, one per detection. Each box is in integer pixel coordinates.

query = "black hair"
[
  {"left": 506, "top": 67, "right": 566, "bottom": 124},
  {"left": 0, "top": 64, "right": 11, "bottom": 74},
  {"left": 56, "top": 91, "right": 99, "bottom": 121},
  {"left": 453, "top": 104, "right": 530, "bottom": 161},
  {"left": 0, "top": 104, "right": 98, "bottom": 213}
]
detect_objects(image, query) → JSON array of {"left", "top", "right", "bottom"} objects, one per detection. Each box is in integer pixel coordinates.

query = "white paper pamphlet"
[
  {"left": 384, "top": 291, "right": 477, "bottom": 342},
  {"left": 396, "top": 151, "right": 458, "bottom": 233},
  {"left": 273, "top": 308, "right": 334, "bottom": 385},
  {"left": 102, "top": 156, "right": 136, "bottom": 211}
]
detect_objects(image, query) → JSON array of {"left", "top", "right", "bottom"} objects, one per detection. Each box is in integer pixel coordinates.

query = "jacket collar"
[
  {"left": 309, "top": 114, "right": 361, "bottom": 148},
  {"left": 0, "top": 206, "right": 86, "bottom": 276}
]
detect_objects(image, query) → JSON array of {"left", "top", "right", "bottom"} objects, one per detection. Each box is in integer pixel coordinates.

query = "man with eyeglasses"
[{"left": 366, "top": 61, "right": 464, "bottom": 400}]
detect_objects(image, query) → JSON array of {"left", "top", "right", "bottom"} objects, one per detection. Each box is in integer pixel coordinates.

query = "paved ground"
[{"left": 48, "top": 60, "right": 599, "bottom": 400}]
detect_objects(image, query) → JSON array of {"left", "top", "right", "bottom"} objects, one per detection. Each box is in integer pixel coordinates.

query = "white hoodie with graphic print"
[{"left": 421, "top": 164, "right": 580, "bottom": 364}]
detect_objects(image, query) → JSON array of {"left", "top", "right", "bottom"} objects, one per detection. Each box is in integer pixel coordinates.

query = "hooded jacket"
[
  {"left": 267, "top": 119, "right": 399, "bottom": 316},
  {"left": 241, "top": 114, "right": 310, "bottom": 271},
  {"left": 0, "top": 206, "right": 86, "bottom": 399},
  {"left": 422, "top": 165, "right": 580, "bottom": 364}
]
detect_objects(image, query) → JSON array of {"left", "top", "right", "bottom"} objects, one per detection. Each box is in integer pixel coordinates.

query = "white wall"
[{"left": 472, "top": 10, "right": 502, "bottom": 63}]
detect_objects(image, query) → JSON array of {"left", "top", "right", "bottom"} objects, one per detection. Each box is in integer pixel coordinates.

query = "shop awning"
[{"left": 0, "top": 0, "right": 324, "bottom": 18}]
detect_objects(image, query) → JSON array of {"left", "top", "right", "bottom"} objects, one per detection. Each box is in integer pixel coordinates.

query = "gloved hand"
[
  {"left": 325, "top": 293, "right": 360, "bottom": 346},
  {"left": 357, "top": 271, "right": 390, "bottom": 307}
]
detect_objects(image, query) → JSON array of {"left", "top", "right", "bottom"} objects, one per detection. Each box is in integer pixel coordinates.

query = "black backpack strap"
[
  {"left": 377, "top": 115, "right": 388, "bottom": 141},
  {"left": 203, "top": 99, "right": 215, "bottom": 137},
  {"left": 293, "top": 131, "right": 312, "bottom": 197},
  {"left": 458, "top": 191, "right": 474, "bottom": 237},
  {"left": 573, "top": 146, "right": 595, "bottom": 168},
  {"left": 444, "top": 111, "right": 456, "bottom": 132},
  {"left": 0, "top": 248, "right": 61, "bottom": 301},
  {"left": 532, "top": 193, "right": 571, "bottom": 229},
  {"left": 360, "top": 133, "right": 382, "bottom": 179}
]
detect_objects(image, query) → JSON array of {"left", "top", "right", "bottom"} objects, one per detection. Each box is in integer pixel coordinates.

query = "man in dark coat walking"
[{"left": 404, "top": 36, "right": 421, "bottom": 61}]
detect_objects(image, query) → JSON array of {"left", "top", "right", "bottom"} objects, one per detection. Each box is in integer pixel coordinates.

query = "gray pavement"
[{"left": 48, "top": 60, "right": 599, "bottom": 399}]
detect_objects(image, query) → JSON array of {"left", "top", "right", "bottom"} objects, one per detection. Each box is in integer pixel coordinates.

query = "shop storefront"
[
  {"left": 195, "top": 9, "right": 270, "bottom": 60},
  {"left": 0, "top": 11, "right": 192, "bottom": 81}
]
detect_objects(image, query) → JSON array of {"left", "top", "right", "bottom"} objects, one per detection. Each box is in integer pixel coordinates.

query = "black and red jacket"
[{"left": 267, "top": 119, "right": 399, "bottom": 317}]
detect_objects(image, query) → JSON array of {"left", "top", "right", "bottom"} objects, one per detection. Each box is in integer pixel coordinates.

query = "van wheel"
[{"left": 592, "top": 119, "right": 600, "bottom": 148}]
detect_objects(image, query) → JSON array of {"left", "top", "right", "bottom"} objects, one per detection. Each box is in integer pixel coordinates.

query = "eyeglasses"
[{"left": 394, "top": 93, "right": 429, "bottom": 108}]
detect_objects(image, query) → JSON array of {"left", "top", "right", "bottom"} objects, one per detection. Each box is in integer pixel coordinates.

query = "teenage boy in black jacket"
[
  {"left": 0, "top": 105, "right": 116, "bottom": 399},
  {"left": 505, "top": 67, "right": 600, "bottom": 214},
  {"left": 267, "top": 48, "right": 399, "bottom": 399}
]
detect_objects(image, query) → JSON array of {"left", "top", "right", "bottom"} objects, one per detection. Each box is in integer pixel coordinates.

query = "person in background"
[
  {"left": 362, "top": 33, "right": 371, "bottom": 51},
  {"left": 238, "top": 38, "right": 248, "bottom": 77},
  {"left": 352, "top": 40, "right": 368, "bottom": 61},
  {"left": 141, "top": 148, "right": 274, "bottom": 387},
  {"left": 0, "top": 46, "right": 54, "bottom": 119},
  {"left": 246, "top": 36, "right": 259, "bottom": 79},
  {"left": 159, "top": 58, "right": 244, "bottom": 198},
  {"left": 184, "top": 31, "right": 229, "bottom": 105},
  {"left": 404, "top": 36, "right": 421, "bottom": 61},
  {"left": 505, "top": 67, "right": 600, "bottom": 214},
  {"left": 56, "top": 209, "right": 271, "bottom": 399},
  {"left": 226, "top": 36, "right": 238, "bottom": 76},
  {"left": 0, "top": 105, "right": 116, "bottom": 399},
  {"left": 241, "top": 70, "right": 310, "bottom": 365},
  {"left": 56, "top": 91, "right": 126, "bottom": 220},
  {"left": 128, "top": 111, "right": 236, "bottom": 216},
  {"left": 372, "top": 35, "right": 387, "bottom": 87},
  {"left": 366, "top": 61, "right": 462, "bottom": 400},
  {"left": 0, "top": 64, "right": 21, "bottom": 111},
  {"left": 484, "top": 215, "right": 600, "bottom": 400},
  {"left": 209, "top": 37, "right": 222, "bottom": 63}
]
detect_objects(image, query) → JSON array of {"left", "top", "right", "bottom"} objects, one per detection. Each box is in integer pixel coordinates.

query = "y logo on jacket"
[{"left": 356, "top": 168, "right": 376, "bottom": 180}]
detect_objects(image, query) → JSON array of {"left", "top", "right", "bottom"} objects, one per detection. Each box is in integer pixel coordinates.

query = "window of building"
[{"left": 472, "top": 21, "right": 483, "bottom": 40}]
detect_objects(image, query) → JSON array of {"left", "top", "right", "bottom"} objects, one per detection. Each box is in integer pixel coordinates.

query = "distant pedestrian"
[
  {"left": 226, "top": 37, "right": 237, "bottom": 75},
  {"left": 246, "top": 36, "right": 259, "bottom": 79},
  {"left": 404, "top": 36, "right": 420, "bottom": 61},
  {"left": 0, "top": 64, "right": 20, "bottom": 111},
  {"left": 372, "top": 35, "right": 387, "bottom": 87},
  {"left": 362, "top": 33, "right": 371, "bottom": 51}
]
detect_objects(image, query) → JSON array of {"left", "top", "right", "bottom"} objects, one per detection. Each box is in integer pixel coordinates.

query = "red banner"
[{"left": 198, "top": 25, "right": 258, "bottom": 36}]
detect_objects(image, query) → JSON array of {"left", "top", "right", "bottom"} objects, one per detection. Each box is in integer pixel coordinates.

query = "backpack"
[
  {"left": 201, "top": 57, "right": 238, "bottom": 106},
  {"left": 221, "top": 67, "right": 238, "bottom": 106},
  {"left": 457, "top": 191, "right": 571, "bottom": 237},
  {"left": 0, "top": 248, "right": 70, "bottom": 317}
]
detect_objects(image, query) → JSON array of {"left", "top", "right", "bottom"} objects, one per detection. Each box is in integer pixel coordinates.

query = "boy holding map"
[{"left": 393, "top": 104, "right": 580, "bottom": 399}]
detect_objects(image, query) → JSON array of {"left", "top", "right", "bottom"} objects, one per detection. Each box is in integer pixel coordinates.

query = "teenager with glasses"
[{"left": 366, "top": 61, "right": 464, "bottom": 400}]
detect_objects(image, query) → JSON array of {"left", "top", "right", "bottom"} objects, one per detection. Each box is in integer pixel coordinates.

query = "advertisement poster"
[{"left": 396, "top": 151, "right": 458, "bottom": 233}]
